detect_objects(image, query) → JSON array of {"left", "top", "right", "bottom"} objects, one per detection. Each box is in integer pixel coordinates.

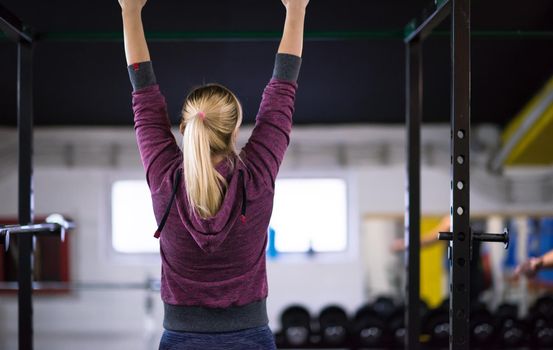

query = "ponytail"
[
  {"left": 180, "top": 84, "right": 242, "bottom": 218},
  {"left": 182, "top": 113, "right": 227, "bottom": 218}
]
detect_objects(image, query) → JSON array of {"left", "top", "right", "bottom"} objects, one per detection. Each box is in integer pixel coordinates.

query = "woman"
[{"left": 118, "top": 0, "right": 308, "bottom": 348}]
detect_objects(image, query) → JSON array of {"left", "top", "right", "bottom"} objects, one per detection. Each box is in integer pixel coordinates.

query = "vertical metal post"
[
  {"left": 449, "top": 0, "right": 471, "bottom": 349},
  {"left": 405, "top": 39, "right": 422, "bottom": 350},
  {"left": 17, "top": 41, "right": 34, "bottom": 350}
]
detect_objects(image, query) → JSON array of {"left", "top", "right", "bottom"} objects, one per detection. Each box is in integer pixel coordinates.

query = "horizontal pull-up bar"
[
  {"left": 11, "top": 30, "right": 405, "bottom": 42},
  {"left": 1, "top": 30, "right": 553, "bottom": 43}
]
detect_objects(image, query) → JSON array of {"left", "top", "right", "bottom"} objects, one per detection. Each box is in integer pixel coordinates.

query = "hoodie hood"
[{"left": 174, "top": 156, "right": 247, "bottom": 254}]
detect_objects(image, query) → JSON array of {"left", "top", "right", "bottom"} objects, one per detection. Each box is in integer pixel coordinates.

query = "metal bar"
[
  {"left": 472, "top": 233, "right": 504, "bottom": 243},
  {"left": 1, "top": 223, "right": 69, "bottom": 252},
  {"left": 443, "top": 30, "right": 553, "bottom": 39},
  {"left": 489, "top": 89, "right": 553, "bottom": 172},
  {"left": 0, "top": 281, "right": 161, "bottom": 292},
  {"left": 0, "top": 4, "right": 32, "bottom": 43},
  {"left": 0, "top": 223, "right": 64, "bottom": 235},
  {"left": 404, "top": 0, "right": 452, "bottom": 43},
  {"left": 472, "top": 231, "right": 509, "bottom": 245},
  {"left": 449, "top": 0, "right": 471, "bottom": 348},
  {"left": 405, "top": 39, "right": 422, "bottom": 350},
  {"left": 439, "top": 231, "right": 454, "bottom": 241},
  {"left": 38, "top": 30, "right": 404, "bottom": 42},
  {"left": 2, "top": 29, "right": 553, "bottom": 43},
  {"left": 17, "top": 40, "right": 34, "bottom": 350}
]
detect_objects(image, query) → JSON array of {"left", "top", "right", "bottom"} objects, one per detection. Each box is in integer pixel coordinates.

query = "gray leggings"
[{"left": 159, "top": 325, "right": 277, "bottom": 350}]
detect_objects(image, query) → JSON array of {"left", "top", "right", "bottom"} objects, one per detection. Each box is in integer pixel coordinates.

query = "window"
[
  {"left": 111, "top": 180, "right": 158, "bottom": 253},
  {"left": 270, "top": 178, "right": 348, "bottom": 253},
  {"left": 111, "top": 177, "right": 349, "bottom": 255}
]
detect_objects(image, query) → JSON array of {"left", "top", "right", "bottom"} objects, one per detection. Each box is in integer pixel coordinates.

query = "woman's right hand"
[
  {"left": 118, "top": 0, "right": 147, "bottom": 12},
  {"left": 514, "top": 256, "right": 544, "bottom": 278},
  {"left": 281, "top": 0, "right": 310, "bottom": 11}
]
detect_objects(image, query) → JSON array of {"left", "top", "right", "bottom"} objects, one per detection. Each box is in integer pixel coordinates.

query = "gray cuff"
[
  {"left": 272, "top": 53, "right": 302, "bottom": 82},
  {"left": 127, "top": 61, "right": 157, "bottom": 91}
]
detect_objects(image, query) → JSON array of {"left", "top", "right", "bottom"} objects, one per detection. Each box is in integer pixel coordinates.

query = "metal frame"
[
  {"left": 405, "top": 38, "right": 422, "bottom": 350},
  {"left": 404, "top": 1, "right": 452, "bottom": 43},
  {"left": 449, "top": 1, "right": 472, "bottom": 347},
  {"left": 0, "top": 4, "right": 32, "bottom": 43},
  {"left": 405, "top": 1, "right": 508, "bottom": 349},
  {"left": 489, "top": 88, "right": 553, "bottom": 172},
  {"left": 1, "top": 4, "right": 35, "bottom": 350},
  {"left": 404, "top": 0, "right": 458, "bottom": 348},
  {"left": 17, "top": 40, "right": 34, "bottom": 350}
]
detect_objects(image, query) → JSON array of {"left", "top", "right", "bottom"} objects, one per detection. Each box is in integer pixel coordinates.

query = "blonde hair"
[{"left": 179, "top": 84, "right": 243, "bottom": 218}]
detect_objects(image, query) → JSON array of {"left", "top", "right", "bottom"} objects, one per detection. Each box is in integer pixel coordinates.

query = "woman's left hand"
[{"left": 118, "top": 0, "right": 148, "bottom": 13}]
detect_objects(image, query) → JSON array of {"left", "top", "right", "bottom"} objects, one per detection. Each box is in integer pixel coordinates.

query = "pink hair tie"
[{"left": 197, "top": 111, "right": 206, "bottom": 121}]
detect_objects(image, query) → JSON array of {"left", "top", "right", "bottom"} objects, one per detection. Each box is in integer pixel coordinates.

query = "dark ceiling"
[{"left": 1, "top": 0, "right": 553, "bottom": 127}]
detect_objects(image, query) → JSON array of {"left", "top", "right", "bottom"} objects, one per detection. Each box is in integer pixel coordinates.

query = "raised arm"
[
  {"left": 278, "top": 0, "right": 309, "bottom": 57},
  {"left": 514, "top": 249, "right": 553, "bottom": 278},
  {"left": 119, "top": 0, "right": 181, "bottom": 191},
  {"left": 119, "top": 0, "right": 150, "bottom": 65},
  {"left": 391, "top": 216, "right": 450, "bottom": 252},
  {"left": 240, "top": 0, "right": 309, "bottom": 187}
]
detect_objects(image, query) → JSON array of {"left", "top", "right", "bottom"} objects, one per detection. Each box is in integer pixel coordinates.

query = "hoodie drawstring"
[
  {"left": 154, "top": 168, "right": 182, "bottom": 239},
  {"left": 239, "top": 170, "right": 247, "bottom": 224}
]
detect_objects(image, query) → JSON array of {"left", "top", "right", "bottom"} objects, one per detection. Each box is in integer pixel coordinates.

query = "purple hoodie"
[{"left": 131, "top": 57, "right": 299, "bottom": 311}]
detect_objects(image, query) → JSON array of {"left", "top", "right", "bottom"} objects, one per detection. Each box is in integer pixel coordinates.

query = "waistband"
[{"left": 163, "top": 299, "right": 268, "bottom": 333}]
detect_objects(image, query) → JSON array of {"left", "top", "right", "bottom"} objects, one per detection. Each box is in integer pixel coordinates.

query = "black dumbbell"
[
  {"left": 528, "top": 295, "right": 553, "bottom": 348},
  {"left": 532, "top": 294, "right": 553, "bottom": 319},
  {"left": 280, "top": 305, "right": 311, "bottom": 347},
  {"left": 528, "top": 313, "right": 553, "bottom": 348},
  {"left": 318, "top": 305, "right": 349, "bottom": 347},
  {"left": 353, "top": 304, "right": 388, "bottom": 347},
  {"left": 387, "top": 299, "right": 429, "bottom": 348},
  {"left": 470, "top": 302, "right": 496, "bottom": 346},
  {"left": 495, "top": 303, "right": 527, "bottom": 347},
  {"left": 372, "top": 296, "right": 396, "bottom": 320},
  {"left": 353, "top": 296, "right": 417, "bottom": 348},
  {"left": 422, "top": 301, "right": 449, "bottom": 348},
  {"left": 387, "top": 306, "right": 407, "bottom": 348}
]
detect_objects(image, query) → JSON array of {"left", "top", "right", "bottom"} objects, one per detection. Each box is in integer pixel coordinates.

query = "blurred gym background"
[{"left": 1, "top": 0, "right": 553, "bottom": 349}]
